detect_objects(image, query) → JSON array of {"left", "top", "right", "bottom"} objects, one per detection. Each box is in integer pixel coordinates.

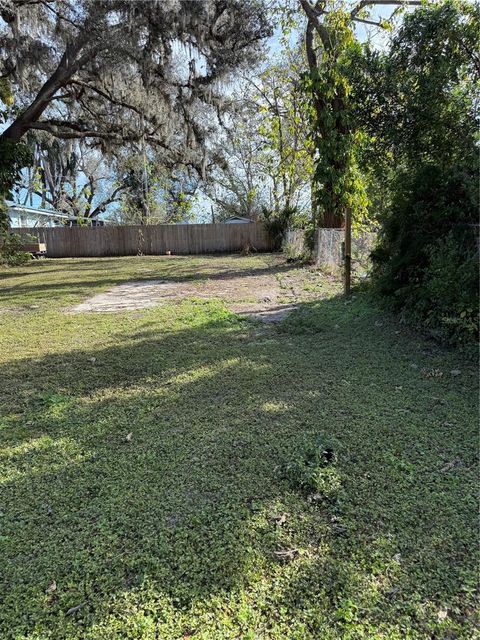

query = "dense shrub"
[
  {"left": 0, "top": 232, "right": 32, "bottom": 266},
  {"left": 0, "top": 140, "right": 33, "bottom": 265},
  {"left": 352, "top": 1, "right": 479, "bottom": 344},
  {"left": 262, "top": 206, "right": 299, "bottom": 250},
  {"left": 371, "top": 164, "right": 479, "bottom": 343},
  {"left": 424, "top": 232, "right": 479, "bottom": 340}
]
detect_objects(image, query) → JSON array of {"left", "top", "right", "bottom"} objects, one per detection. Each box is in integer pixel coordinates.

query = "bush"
[
  {"left": 262, "top": 206, "right": 298, "bottom": 250},
  {"left": 371, "top": 163, "right": 479, "bottom": 343},
  {"left": 0, "top": 141, "right": 33, "bottom": 266},
  {"left": 422, "top": 232, "right": 479, "bottom": 341},
  {"left": 0, "top": 232, "right": 32, "bottom": 266}
]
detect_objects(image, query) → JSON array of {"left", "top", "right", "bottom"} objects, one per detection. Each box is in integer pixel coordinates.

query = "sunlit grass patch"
[{"left": 0, "top": 254, "right": 477, "bottom": 639}]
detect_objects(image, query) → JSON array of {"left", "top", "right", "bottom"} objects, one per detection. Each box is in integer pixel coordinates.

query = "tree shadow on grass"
[
  {"left": 0, "top": 296, "right": 477, "bottom": 638},
  {"left": 1, "top": 253, "right": 278, "bottom": 280},
  {"left": 0, "top": 255, "right": 299, "bottom": 307}
]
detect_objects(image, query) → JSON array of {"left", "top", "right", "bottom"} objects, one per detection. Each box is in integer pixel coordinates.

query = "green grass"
[{"left": 0, "top": 255, "right": 477, "bottom": 640}]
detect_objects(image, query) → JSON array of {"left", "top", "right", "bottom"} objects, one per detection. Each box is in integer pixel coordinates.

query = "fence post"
[{"left": 344, "top": 209, "right": 352, "bottom": 296}]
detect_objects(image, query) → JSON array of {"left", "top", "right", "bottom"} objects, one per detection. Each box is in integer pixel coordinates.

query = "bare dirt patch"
[
  {"left": 70, "top": 262, "right": 300, "bottom": 321},
  {"left": 72, "top": 280, "right": 196, "bottom": 313}
]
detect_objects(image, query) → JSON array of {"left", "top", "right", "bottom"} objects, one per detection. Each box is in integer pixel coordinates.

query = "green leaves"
[
  {"left": 0, "top": 78, "right": 13, "bottom": 108},
  {"left": 282, "top": 435, "right": 342, "bottom": 499},
  {"left": 304, "top": 7, "right": 369, "bottom": 229},
  {"left": 365, "top": 1, "right": 479, "bottom": 343}
]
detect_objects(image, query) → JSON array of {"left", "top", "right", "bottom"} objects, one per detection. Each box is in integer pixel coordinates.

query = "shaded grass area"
[
  {"left": 0, "top": 254, "right": 302, "bottom": 309},
  {"left": 0, "top": 256, "right": 477, "bottom": 639}
]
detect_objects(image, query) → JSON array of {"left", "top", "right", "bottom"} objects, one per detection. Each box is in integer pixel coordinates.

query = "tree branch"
[
  {"left": 40, "top": 1, "right": 82, "bottom": 30},
  {"left": 353, "top": 17, "right": 384, "bottom": 27},
  {"left": 88, "top": 185, "right": 124, "bottom": 218},
  {"left": 0, "top": 36, "right": 95, "bottom": 143},
  {"left": 305, "top": 18, "right": 318, "bottom": 71},
  {"left": 299, "top": 0, "right": 331, "bottom": 50},
  {"left": 351, "top": 0, "right": 421, "bottom": 19},
  {"left": 70, "top": 80, "right": 147, "bottom": 118},
  {"left": 30, "top": 121, "right": 124, "bottom": 141}
]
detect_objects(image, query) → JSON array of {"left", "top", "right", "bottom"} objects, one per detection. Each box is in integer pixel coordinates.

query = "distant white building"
[
  {"left": 7, "top": 204, "right": 104, "bottom": 227},
  {"left": 223, "top": 216, "right": 253, "bottom": 224},
  {"left": 7, "top": 204, "right": 66, "bottom": 227}
]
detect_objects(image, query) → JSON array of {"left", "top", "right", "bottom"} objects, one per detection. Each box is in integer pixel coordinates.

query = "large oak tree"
[{"left": 0, "top": 0, "right": 270, "bottom": 172}]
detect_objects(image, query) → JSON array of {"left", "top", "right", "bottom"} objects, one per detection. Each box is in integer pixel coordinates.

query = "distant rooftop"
[
  {"left": 7, "top": 204, "right": 101, "bottom": 227},
  {"left": 224, "top": 216, "right": 253, "bottom": 223}
]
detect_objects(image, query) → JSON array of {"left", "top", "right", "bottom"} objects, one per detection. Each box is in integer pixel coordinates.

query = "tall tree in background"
[
  {"left": 16, "top": 139, "right": 123, "bottom": 220},
  {"left": 0, "top": 1, "right": 270, "bottom": 155},
  {"left": 206, "top": 102, "right": 267, "bottom": 221},
  {"left": 113, "top": 156, "right": 198, "bottom": 226},
  {"left": 207, "top": 42, "right": 313, "bottom": 223},
  {"left": 252, "top": 43, "right": 314, "bottom": 216}
]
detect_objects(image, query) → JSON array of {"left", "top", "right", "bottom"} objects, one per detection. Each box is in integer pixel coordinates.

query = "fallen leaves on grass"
[
  {"left": 273, "top": 548, "right": 299, "bottom": 562},
  {"left": 46, "top": 580, "right": 56, "bottom": 594},
  {"left": 421, "top": 368, "right": 444, "bottom": 378},
  {"left": 272, "top": 513, "right": 287, "bottom": 526},
  {"left": 440, "top": 459, "right": 463, "bottom": 473},
  {"left": 66, "top": 602, "right": 86, "bottom": 616}
]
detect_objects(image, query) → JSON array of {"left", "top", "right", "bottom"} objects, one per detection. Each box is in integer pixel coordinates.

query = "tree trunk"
[{"left": 304, "top": 15, "right": 345, "bottom": 229}]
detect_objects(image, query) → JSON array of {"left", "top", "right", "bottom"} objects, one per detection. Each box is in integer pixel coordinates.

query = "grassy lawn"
[{"left": 0, "top": 255, "right": 477, "bottom": 640}]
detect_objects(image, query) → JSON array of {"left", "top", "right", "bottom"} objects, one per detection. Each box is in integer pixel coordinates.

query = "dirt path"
[{"left": 70, "top": 258, "right": 306, "bottom": 321}]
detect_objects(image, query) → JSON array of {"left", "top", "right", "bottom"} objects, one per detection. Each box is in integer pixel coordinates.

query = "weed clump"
[{"left": 282, "top": 435, "right": 341, "bottom": 499}]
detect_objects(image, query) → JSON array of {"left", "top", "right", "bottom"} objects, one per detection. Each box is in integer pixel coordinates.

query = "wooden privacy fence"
[{"left": 16, "top": 222, "right": 274, "bottom": 258}]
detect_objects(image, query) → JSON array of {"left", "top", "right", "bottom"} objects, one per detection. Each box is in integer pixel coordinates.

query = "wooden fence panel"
[{"left": 14, "top": 222, "right": 274, "bottom": 258}]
